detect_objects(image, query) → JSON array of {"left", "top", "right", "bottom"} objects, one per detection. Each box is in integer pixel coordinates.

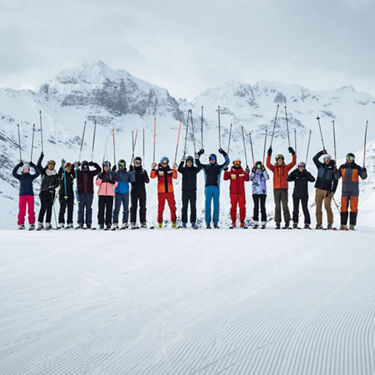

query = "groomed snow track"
[{"left": 0, "top": 229, "right": 374, "bottom": 374}]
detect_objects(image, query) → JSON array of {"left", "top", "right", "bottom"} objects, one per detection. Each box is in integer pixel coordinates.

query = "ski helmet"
[
  {"left": 255, "top": 161, "right": 262, "bottom": 169},
  {"left": 346, "top": 153, "right": 355, "bottom": 161},
  {"left": 323, "top": 154, "right": 332, "bottom": 162},
  {"left": 102, "top": 160, "right": 111, "bottom": 167},
  {"left": 298, "top": 162, "right": 306, "bottom": 168},
  {"left": 233, "top": 157, "right": 241, "bottom": 164},
  {"left": 118, "top": 159, "right": 126, "bottom": 167},
  {"left": 133, "top": 156, "right": 142, "bottom": 164},
  {"left": 22, "top": 163, "right": 30, "bottom": 172},
  {"left": 186, "top": 155, "right": 194, "bottom": 162},
  {"left": 209, "top": 153, "right": 217, "bottom": 161},
  {"left": 65, "top": 162, "right": 73, "bottom": 169},
  {"left": 275, "top": 154, "right": 284, "bottom": 161},
  {"left": 160, "top": 156, "right": 169, "bottom": 164},
  {"left": 81, "top": 160, "right": 89, "bottom": 169}
]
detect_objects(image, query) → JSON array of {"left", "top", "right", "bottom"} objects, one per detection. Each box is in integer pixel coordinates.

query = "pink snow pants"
[{"left": 18, "top": 195, "right": 35, "bottom": 225}]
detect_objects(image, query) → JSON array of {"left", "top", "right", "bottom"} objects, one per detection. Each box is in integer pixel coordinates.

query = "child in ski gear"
[
  {"left": 150, "top": 156, "right": 177, "bottom": 228},
  {"left": 336, "top": 153, "right": 367, "bottom": 230},
  {"left": 96, "top": 161, "right": 118, "bottom": 230},
  {"left": 287, "top": 162, "right": 315, "bottom": 229},
  {"left": 129, "top": 156, "right": 149, "bottom": 228},
  {"left": 112, "top": 159, "right": 135, "bottom": 229},
  {"left": 178, "top": 155, "right": 202, "bottom": 228},
  {"left": 196, "top": 148, "right": 230, "bottom": 228},
  {"left": 223, "top": 157, "right": 249, "bottom": 228},
  {"left": 37, "top": 153, "right": 59, "bottom": 230},
  {"left": 312, "top": 150, "right": 338, "bottom": 229},
  {"left": 250, "top": 161, "right": 269, "bottom": 229},
  {"left": 266, "top": 147, "right": 296, "bottom": 229},
  {"left": 12, "top": 161, "right": 40, "bottom": 229},
  {"left": 76, "top": 160, "right": 101, "bottom": 229},
  {"left": 57, "top": 160, "right": 75, "bottom": 228}
]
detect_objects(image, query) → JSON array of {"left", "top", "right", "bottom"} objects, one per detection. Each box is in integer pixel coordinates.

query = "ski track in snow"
[{"left": 0, "top": 229, "right": 375, "bottom": 375}]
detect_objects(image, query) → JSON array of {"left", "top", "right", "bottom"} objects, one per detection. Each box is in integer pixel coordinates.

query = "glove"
[
  {"left": 61, "top": 159, "right": 65, "bottom": 166},
  {"left": 129, "top": 165, "right": 134, "bottom": 171},
  {"left": 267, "top": 147, "right": 272, "bottom": 156},
  {"left": 288, "top": 147, "right": 295, "bottom": 155},
  {"left": 194, "top": 153, "right": 199, "bottom": 160},
  {"left": 88, "top": 161, "right": 93, "bottom": 166},
  {"left": 19, "top": 161, "right": 24, "bottom": 166},
  {"left": 326, "top": 191, "right": 334, "bottom": 198},
  {"left": 224, "top": 166, "right": 229, "bottom": 171},
  {"left": 218, "top": 148, "right": 225, "bottom": 155},
  {"left": 261, "top": 165, "right": 265, "bottom": 171},
  {"left": 112, "top": 165, "right": 117, "bottom": 171},
  {"left": 252, "top": 166, "right": 256, "bottom": 173},
  {"left": 245, "top": 166, "right": 250, "bottom": 173},
  {"left": 173, "top": 162, "right": 177, "bottom": 168},
  {"left": 152, "top": 162, "right": 157, "bottom": 169},
  {"left": 181, "top": 154, "right": 186, "bottom": 162},
  {"left": 111, "top": 179, "right": 116, "bottom": 184},
  {"left": 40, "top": 151, "right": 44, "bottom": 159},
  {"left": 322, "top": 149, "right": 328, "bottom": 155},
  {"left": 198, "top": 149, "right": 204, "bottom": 156},
  {"left": 362, "top": 167, "right": 367, "bottom": 173}
]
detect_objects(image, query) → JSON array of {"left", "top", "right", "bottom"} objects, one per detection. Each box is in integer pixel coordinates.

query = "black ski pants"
[
  {"left": 98, "top": 196, "right": 114, "bottom": 226},
  {"left": 130, "top": 190, "right": 147, "bottom": 224},
  {"left": 181, "top": 190, "right": 197, "bottom": 224}
]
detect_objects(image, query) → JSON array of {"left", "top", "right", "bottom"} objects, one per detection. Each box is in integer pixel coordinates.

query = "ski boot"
[
  {"left": 57, "top": 224, "right": 63, "bottom": 230},
  {"left": 86, "top": 224, "right": 92, "bottom": 230},
  {"left": 253, "top": 222, "right": 259, "bottom": 229},
  {"left": 275, "top": 222, "right": 281, "bottom": 230},
  {"left": 316, "top": 223, "right": 323, "bottom": 230},
  {"left": 304, "top": 224, "right": 311, "bottom": 230},
  {"left": 76, "top": 224, "right": 84, "bottom": 230},
  {"left": 28, "top": 224, "right": 35, "bottom": 231},
  {"left": 240, "top": 221, "right": 247, "bottom": 229},
  {"left": 121, "top": 223, "right": 128, "bottom": 230},
  {"left": 214, "top": 224, "right": 219, "bottom": 229},
  {"left": 327, "top": 223, "right": 333, "bottom": 230},
  {"left": 158, "top": 222, "right": 163, "bottom": 229},
  {"left": 112, "top": 223, "right": 119, "bottom": 231},
  {"left": 261, "top": 224, "right": 266, "bottom": 229},
  {"left": 18, "top": 224, "right": 25, "bottom": 230},
  {"left": 171, "top": 221, "right": 177, "bottom": 229},
  {"left": 340, "top": 225, "right": 348, "bottom": 231},
  {"left": 65, "top": 224, "right": 73, "bottom": 229},
  {"left": 229, "top": 222, "right": 236, "bottom": 229},
  {"left": 349, "top": 224, "right": 355, "bottom": 231},
  {"left": 206, "top": 224, "right": 211, "bottom": 229},
  {"left": 293, "top": 223, "right": 300, "bottom": 229},
  {"left": 283, "top": 222, "right": 290, "bottom": 229},
  {"left": 99, "top": 224, "right": 104, "bottom": 230},
  {"left": 141, "top": 222, "right": 147, "bottom": 229},
  {"left": 181, "top": 222, "right": 187, "bottom": 229},
  {"left": 36, "top": 222, "right": 44, "bottom": 231},
  {"left": 192, "top": 222, "right": 198, "bottom": 229},
  {"left": 45, "top": 223, "right": 52, "bottom": 231}
]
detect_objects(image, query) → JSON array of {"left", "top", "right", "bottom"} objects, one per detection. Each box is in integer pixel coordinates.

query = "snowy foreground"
[{"left": 1, "top": 228, "right": 375, "bottom": 375}]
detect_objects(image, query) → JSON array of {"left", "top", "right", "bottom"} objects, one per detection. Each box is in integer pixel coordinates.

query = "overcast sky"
[{"left": 1, "top": 0, "right": 374, "bottom": 99}]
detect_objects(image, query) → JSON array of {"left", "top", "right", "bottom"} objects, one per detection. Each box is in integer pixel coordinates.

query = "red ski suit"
[{"left": 224, "top": 166, "right": 249, "bottom": 224}]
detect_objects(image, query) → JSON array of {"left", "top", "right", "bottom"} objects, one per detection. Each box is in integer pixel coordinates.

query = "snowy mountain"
[{"left": 0, "top": 61, "right": 374, "bottom": 229}]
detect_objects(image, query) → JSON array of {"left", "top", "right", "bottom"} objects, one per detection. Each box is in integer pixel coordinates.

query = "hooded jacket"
[
  {"left": 312, "top": 151, "right": 338, "bottom": 192},
  {"left": 77, "top": 162, "right": 101, "bottom": 194},
  {"left": 336, "top": 162, "right": 367, "bottom": 197},
  {"left": 113, "top": 168, "right": 135, "bottom": 194},
  {"left": 196, "top": 152, "right": 230, "bottom": 187},
  {"left": 12, "top": 162, "right": 40, "bottom": 196},
  {"left": 287, "top": 168, "right": 315, "bottom": 197},
  {"left": 266, "top": 154, "right": 296, "bottom": 189}
]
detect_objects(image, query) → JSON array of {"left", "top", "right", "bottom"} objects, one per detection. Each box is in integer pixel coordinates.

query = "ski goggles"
[
  {"left": 209, "top": 155, "right": 217, "bottom": 161},
  {"left": 65, "top": 163, "right": 72, "bottom": 169},
  {"left": 346, "top": 155, "right": 355, "bottom": 161},
  {"left": 298, "top": 162, "right": 306, "bottom": 168},
  {"left": 256, "top": 163, "right": 262, "bottom": 169},
  {"left": 134, "top": 160, "right": 141, "bottom": 164},
  {"left": 118, "top": 161, "right": 126, "bottom": 166},
  {"left": 233, "top": 160, "right": 241, "bottom": 166},
  {"left": 47, "top": 160, "right": 56, "bottom": 166}
]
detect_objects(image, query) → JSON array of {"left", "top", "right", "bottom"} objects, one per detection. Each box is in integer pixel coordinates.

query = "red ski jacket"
[
  {"left": 224, "top": 166, "right": 249, "bottom": 195},
  {"left": 266, "top": 154, "right": 296, "bottom": 189}
]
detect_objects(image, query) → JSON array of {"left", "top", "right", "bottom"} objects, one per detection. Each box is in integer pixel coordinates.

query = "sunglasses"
[{"left": 209, "top": 156, "right": 216, "bottom": 161}]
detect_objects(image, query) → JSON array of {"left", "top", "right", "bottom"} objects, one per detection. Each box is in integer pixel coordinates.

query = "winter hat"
[
  {"left": 160, "top": 156, "right": 169, "bottom": 164},
  {"left": 298, "top": 162, "right": 306, "bottom": 168},
  {"left": 346, "top": 153, "right": 355, "bottom": 160},
  {"left": 65, "top": 162, "right": 73, "bottom": 169},
  {"left": 323, "top": 154, "right": 332, "bottom": 161},
  {"left": 81, "top": 160, "right": 89, "bottom": 169},
  {"left": 118, "top": 159, "right": 126, "bottom": 167},
  {"left": 22, "top": 163, "right": 30, "bottom": 172},
  {"left": 134, "top": 156, "right": 142, "bottom": 163},
  {"left": 47, "top": 160, "right": 56, "bottom": 167},
  {"left": 209, "top": 153, "right": 217, "bottom": 161},
  {"left": 186, "top": 155, "right": 194, "bottom": 162},
  {"left": 102, "top": 160, "right": 111, "bottom": 167}
]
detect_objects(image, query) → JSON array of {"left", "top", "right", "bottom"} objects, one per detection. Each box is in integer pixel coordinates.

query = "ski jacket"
[
  {"left": 113, "top": 169, "right": 135, "bottom": 194},
  {"left": 250, "top": 168, "right": 269, "bottom": 195},
  {"left": 224, "top": 166, "right": 249, "bottom": 195},
  {"left": 178, "top": 160, "right": 202, "bottom": 191},
  {"left": 287, "top": 168, "right": 315, "bottom": 197},
  {"left": 77, "top": 163, "right": 101, "bottom": 194},
  {"left": 313, "top": 151, "right": 338, "bottom": 192},
  {"left": 12, "top": 162, "right": 40, "bottom": 196},
  {"left": 130, "top": 165, "right": 149, "bottom": 193},
  {"left": 37, "top": 155, "right": 59, "bottom": 194},
  {"left": 196, "top": 152, "right": 230, "bottom": 187},
  {"left": 96, "top": 171, "right": 118, "bottom": 196},
  {"left": 336, "top": 162, "right": 367, "bottom": 197},
  {"left": 150, "top": 165, "right": 177, "bottom": 193},
  {"left": 57, "top": 166, "right": 76, "bottom": 198},
  {"left": 266, "top": 154, "right": 296, "bottom": 190}
]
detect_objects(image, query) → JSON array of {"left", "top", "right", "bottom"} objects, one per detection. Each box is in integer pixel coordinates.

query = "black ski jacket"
[
  {"left": 196, "top": 152, "right": 230, "bottom": 187},
  {"left": 37, "top": 154, "right": 59, "bottom": 194},
  {"left": 58, "top": 166, "right": 76, "bottom": 198},
  {"left": 287, "top": 168, "right": 315, "bottom": 197},
  {"left": 178, "top": 160, "right": 202, "bottom": 191},
  {"left": 130, "top": 165, "right": 150, "bottom": 193}
]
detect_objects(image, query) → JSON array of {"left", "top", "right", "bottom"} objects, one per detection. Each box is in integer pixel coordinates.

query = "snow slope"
[{"left": 0, "top": 229, "right": 374, "bottom": 374}]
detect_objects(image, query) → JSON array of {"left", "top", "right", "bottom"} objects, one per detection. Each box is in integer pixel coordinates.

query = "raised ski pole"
[
  {"left": 174, "top": 120, "right": 182, "bottom": 164},
  {"left": 74, "top": 162, "right": 80, "bottom": 204},
  {"left": 112, "top": 127, "right": 116, "bottom": 165},
  {"left": 63, "top": 162, "right": 68, "bottom": 200},
  {"left": 39, "top": 110, "right": 44, "bottom": 153},
  {"left": 183, "top": 112, "right": 189, "bottom": 156},
  {"left": 248, "top": 132, "right": 255, "bottom": 166},
  {"left": 270, "top": 104, "right": 280, "bottom": 148},
  {"left": 91, "top": 120, "right": 97, "bottom": 161},
  {"left": 363, "top": 120, "right": 368, "bottom": 168},
  {"left": 241, "top": 126, "right": 249, "bottom": 167},
  {"left": 78, "top": 121, "right": 87, "bottom": 161},
  {"left": 262, "top": 129, "right": 268, "bottom": 165},
  {"left": 200, "top": 106, "right": 204, "bottom": 149},
  {"left": 190, "top": 110, "right": 197, "bottom": 155},
  {"left": 316, "top": 116, "right": 325, "bottom": 150},
  {"left": 30, "top": 123, "right": 35, "bottom": 161},
  {"left": 285, "top": 106, "right": 291, "bottom": 147},
  {"left": 332, "top": 120, "right": 337, "bottom": 161},
  {"left": 17, "top": 123, "right": 22, "bottom": 162},
  {"left": 305, "top": 130, "right": 312, "bottom": 165},
  {"left": 153, "top": 118, "right": 157, "bottom": 163},
  {"left": 143, "top": 127, "right": 145, "bottom": 162},
  {"left": 217, "top": 105, "right": 222, "bottom": 149},
  {"left": 131, "top": 129, "right": 138, "bottom": 165},
  {"left": 227, "top": 123, "right": 232, "bottom": 155},
  {"left": 294, "top": 128, "right": 297, "bottom": 156}
]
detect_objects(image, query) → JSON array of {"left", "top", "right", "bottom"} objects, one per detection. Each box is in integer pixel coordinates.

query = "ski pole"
[
  {"left": 183, "top": 112, "right": 189, "bottom": 157},
  {"left": 63, "top": 162, "right": 68, "bottom": 200},
  {"left": 17, "top": 123, "right": 22, "bottom": 162},
  {"left": 332, "top": 197, "right": 341, "bottom": 214},
  {"left": 305, "top": 130, "right": 312, "bottom": 165},
  {"left": 91, "top": 120, "right": 97, "bottom": 161},
  {"left": 227, "top": 123, "right": 232, "bottom": 155},
  {"left": 241, "top": 126, "right": 248, "bottom": 167},
  {"left": 39, "top": 110, "right": 44, "bottom": 153},
  {"left": 316, "top": 116, "right": 325, "bottom": 150},
  {"left": 190, "top": 110, "right": 197, "bottom": 155},
  {"left": 285, "top": 106, "right": 291, "bottom": 147},
  {"left": 332, "top": 120, "right": 337, "bottom": 161},
  {"left": 112, "top": 127, "right": 116, "bottom": 165},
  {"left": 30, "top": 123, "right": 35, "bottom": 161},
  {"left": 217, "top": 106, "right": 221, "bottom": 149},
  {"left": 174, "top": 120, "right": 182, "bottom": 164},
  {"left": 131, "top": 129, "right": 138, "bottom": 165},
  {"left": 262, "top": 129, "right": 268, "bottom": 165},
  {"left": 143, "top": 127, "right": 145, "bottom": 162},
  {"left": 270, "top": 104, "right": 280, "bottom": 148},
  {"left": 201, "top": 106, "right": 204, "bottom": 149},
  {"left": 248, "top": 132, "right": 255, "bottom": 166},
  {"left": 153, "top": 118, "right": 157, "bottom": 163},
  {"left": 363, "top": 120, "right": 368, "bottom": 168},
  {"left": 78, "top": 121, "right": 87, "bottom": 161},
  {"left": 74, "top": 162, "right": 80, "bottom": 204},
  {"left": 294, "top": 128, "right": 297, "bottom": 156}
]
